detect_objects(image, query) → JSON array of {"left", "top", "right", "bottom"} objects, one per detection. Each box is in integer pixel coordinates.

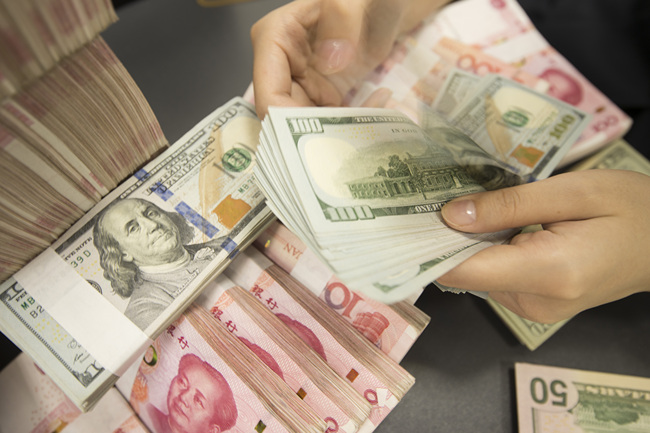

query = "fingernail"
[
  {"left": 442, "top": 200, "right": 476, "bottom": 227},
  {"left": 315, "top": 39, "right": 354, "bottom": 74}
]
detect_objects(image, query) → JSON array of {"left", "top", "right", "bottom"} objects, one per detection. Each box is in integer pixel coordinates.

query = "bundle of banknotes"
[
  {"left": 111, "top": 244, "right": 430, "bottom": 433},
  {"left": 254, "top": 72, "right": 591, "bottom": 302},
  {"left": 0, "top": 352, "right": 151, "bottom": 433},
  {"left": 0, "top": 97, "right": 275, "bottom": 410},
  {"left": 515, "top": 363, "right": 650, "bottom": 433},
  {"left": 0, "top": 0, "right": 118, "bottom": 99},
  {"left": 123, "top": 303, "right": 329, "bottom": 433},
  {"left": 0, "top": 0, "right": 168, "bottom": 282}
]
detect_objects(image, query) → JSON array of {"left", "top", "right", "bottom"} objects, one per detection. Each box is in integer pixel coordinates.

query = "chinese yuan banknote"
[
  {"left": 0, "top": 352, "right": 150, "bottom": 433},
  {"left": 253, "top": 220, "right": 430, "bottom": 363},
  {"left": 127, "top": 306, "right": 326, "bottom": 433},
  {"left": 195, "top": 275, "right": 372, "bottom": 433},
  {"left": 225, "top": 248, "right": 415, "bottom": 430}
]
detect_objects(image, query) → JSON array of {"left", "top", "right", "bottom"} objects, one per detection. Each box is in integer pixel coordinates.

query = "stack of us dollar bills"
[
  {"left": 0, "top": 97, "right": 275, "bottom": 410},
  {"left": 254, "top": 74, "right": 590, "bottom": 304}
]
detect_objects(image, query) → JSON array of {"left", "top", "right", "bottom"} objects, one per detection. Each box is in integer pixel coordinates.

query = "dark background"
[
  {"left": 1, "top": 0, "right": 649, "bottom": 431},
  {"left": 518, "top": 0, "right": 650, "bottom": 159},
  {"left": 104, "top": 0, "right": 650, "bottom": 157}
]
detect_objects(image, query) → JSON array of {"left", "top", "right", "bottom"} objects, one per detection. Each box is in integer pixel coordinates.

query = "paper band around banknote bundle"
[{"left": 14, "top": 248, "right": 153, "bottom": 376}]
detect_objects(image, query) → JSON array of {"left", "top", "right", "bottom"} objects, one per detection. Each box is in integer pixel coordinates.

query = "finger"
[
  {"left": 440, "top": 170, "right": 612, "bottom": 233},
  {"left": 251, "top": 29, "right": 297, "bottom": 117},
  {"left": 436, "top": 229, "right": 569, "bottom": 294},
  {"left": 312, "top": 0, "right": 365, "bottom": 74},
  {"left": 487, "top": 291, "right": 578, "bottom": 324},
  {"left": 251, "top": 1, "right": 317, "bottom": 117}
]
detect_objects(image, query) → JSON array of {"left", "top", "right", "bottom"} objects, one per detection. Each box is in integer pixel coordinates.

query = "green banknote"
[
  {"left": 516, "top": 363, "right": 650, "bottom": 433},
  {"left": 254, "top": 76, "right": 591, "bottom": 303},
  {"left": 259, "top": 106, "right": 484, "bottom": 239},
  {"left": 255, "top": 106, "right": 517, "bottom": 303},
  {"left": 448, "top": 74, "right": 590, "bottom": 181}
]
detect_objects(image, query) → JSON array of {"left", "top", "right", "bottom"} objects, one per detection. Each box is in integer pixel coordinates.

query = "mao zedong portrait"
[
  {"left": 148, "top": 353, "right": 238, "bottom": 433},
  {"left": 93, "top": 198, "right": 225, "bottom": 330}
]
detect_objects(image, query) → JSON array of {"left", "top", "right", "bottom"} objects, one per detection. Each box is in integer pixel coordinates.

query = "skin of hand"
[
  {"left": 437, "top": 169, "right": 650, "bottom": 324},
  {"left": 250, "top": 0, "right": 451, "bottom": 119}
]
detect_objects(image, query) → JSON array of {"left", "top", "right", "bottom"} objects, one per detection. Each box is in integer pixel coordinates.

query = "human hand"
[
  {"left": 250, "top": 0, "right": 449, "bottom": 119},
  {"left": 437, "top": 169, "right": 650, "bottom": 324}
]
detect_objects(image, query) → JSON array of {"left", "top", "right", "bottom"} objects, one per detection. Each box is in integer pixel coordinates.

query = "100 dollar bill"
[
  {"left": 255, "top": 93, "right": 587, "bottom": 302},
  {"left": 447, "top": 74, "right": 590, "bottom": 181},
  {"left": 258, "top": 106, "right": 484, "bottom": 239}
]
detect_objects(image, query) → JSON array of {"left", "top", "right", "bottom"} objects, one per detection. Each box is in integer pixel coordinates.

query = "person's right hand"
[{"left": 250, "top": 0, "right": 449, "bottom": 119}]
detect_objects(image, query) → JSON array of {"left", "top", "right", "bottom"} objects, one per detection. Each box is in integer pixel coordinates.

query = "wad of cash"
[
  {"left": 254, "top": 76, "right": 589, "bottom": 303},
  {"left": 0, "top": 97, "right": 275, "bottom": 410}
]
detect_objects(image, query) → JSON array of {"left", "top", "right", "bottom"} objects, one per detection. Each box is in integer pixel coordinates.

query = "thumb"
[
  {"left": 440, "top": 172, "right": 603, "bottom": 233},
  {"left": 312, "top": 0, "right": 364, "bottom": 75}
]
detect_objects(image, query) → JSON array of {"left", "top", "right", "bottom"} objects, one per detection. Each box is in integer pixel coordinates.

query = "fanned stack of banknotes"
[
  {"left": 254, "top": 79, "right": 590, "bottom": 304},
  {"left": 0, "top": 0, "right": 168, "bottom": 282},
  {"left": 251, "top": 0, "right": 640, "bottom": 346}
]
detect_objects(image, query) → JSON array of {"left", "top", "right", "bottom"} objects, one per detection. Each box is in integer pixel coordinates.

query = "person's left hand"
[{"left": 436, "top": 169, "right": 650, "bottom": 324}]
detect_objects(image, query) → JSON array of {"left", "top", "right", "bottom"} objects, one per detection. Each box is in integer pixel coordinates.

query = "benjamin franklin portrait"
[{"left": 93, "top": 198, "right": 225, "bottom": 330}]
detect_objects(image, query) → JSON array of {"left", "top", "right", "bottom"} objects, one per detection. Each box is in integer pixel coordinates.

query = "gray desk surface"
[{"left": 2, "top": 0, "right": 649, "bottom": 432}]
